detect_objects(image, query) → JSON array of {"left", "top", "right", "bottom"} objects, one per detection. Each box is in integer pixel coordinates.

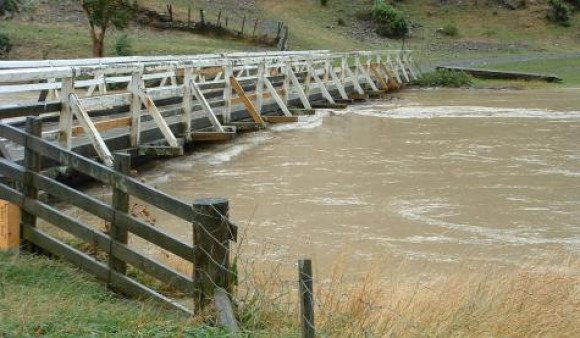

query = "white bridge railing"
[{"left": 0, "top": 50, "right": 419, "bottom": 166}]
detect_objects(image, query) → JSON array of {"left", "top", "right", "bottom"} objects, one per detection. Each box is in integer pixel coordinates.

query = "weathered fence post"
[
  {"left": 200, "top": 10, "right": 205, "bottom": 26},
  {"left": 252, "top": 18, "right": 259, "bottom": 37},
  {"left": 241, "top": 16, "right": 246, "bottom": 34},
  {"left": 299, "top": 259, "right": 315, "bottom": 338},
  {"left": 109, "top": 153, "right": 131, "bottom": 281},
  {"left": 192, "top": 198, "right": 236, "bottom": 309},
  {"left": 59, "top": 76, "right": 74, "bottom": 149},
  {"left": 21, "top": 117, "right": 42, "bottom": 252},
  {"left": 187, "top": 7, "right": 191, "bottom": 28},
  {"left": 217, "top": 11, "right": 222, "bottom": 27}
]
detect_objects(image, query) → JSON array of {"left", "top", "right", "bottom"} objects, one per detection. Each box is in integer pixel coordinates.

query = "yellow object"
[{"left": 0, "top": 200, "right": 20, "bottom": 250}]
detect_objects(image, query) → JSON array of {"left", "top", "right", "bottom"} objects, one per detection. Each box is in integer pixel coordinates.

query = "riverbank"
[{"left": 2, "top": 251, "right": 578, "bottom": 337}]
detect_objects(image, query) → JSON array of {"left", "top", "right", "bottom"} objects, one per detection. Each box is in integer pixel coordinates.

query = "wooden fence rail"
[{"left": 0, "top": 117, "right": 239, "bottom": 314}]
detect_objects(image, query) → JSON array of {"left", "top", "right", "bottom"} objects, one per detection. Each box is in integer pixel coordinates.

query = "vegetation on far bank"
[{"left": 416, "top": 69, "right": 473, "bottom": 88}]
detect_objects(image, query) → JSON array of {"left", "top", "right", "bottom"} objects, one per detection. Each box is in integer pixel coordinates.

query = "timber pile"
[{"left": 436, "top": 66, "right": 563, "bottom": 83}]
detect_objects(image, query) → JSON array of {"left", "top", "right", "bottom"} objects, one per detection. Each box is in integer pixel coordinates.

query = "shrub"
[
  {"left": 115, "top": 33, "right": 133, "bottom": 56},
  {"left": 337, "top": 18, "right": 346, "bottom": 26},
  {"left": 440, "top": 22, "right": 459, "bottom": 37},
  {"left": 0, "top": 0, "right": 20, "bottom": 15},
  {"left": 371, "top": 3, "right": 409, "bottom": 38},
  {"left": 320, "top": 0, "right": 328, "bottom": 6},
  {"left": 416, "top": 69, "right": 473, "bottom": 88},
  {"left": 0, "top": 33, "right": 12, "bottom": 59},
  {"left": 547, "top": 0, "right": 573, "bottom": 26}
]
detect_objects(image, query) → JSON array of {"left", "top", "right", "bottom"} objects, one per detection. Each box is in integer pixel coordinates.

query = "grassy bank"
[
  {"left": 0, "top": 252, "right": 225, "bottom": 337},
  {"left": 479, "top": 57, "right": 580, "bottom": 88},
  {"left": 2, "top": 251, "right": 578, "bottom": 337}
]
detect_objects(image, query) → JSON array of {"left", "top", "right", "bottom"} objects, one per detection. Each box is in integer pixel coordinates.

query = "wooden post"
[
  {"left": 167, "top": 4, "right": 173, "bottom": 23},
  {"left": 182, "top": 66, "right": 194, "bottom": 143},
  {"left": 21, "top": 117, "right": 42, "bottom": 251},
  {"left": 188, "top": 7, "right": 191, "bottom": 28},
  {"left": 299, "top": 259, "right": 315, "bottom": 338},
  {"left": 252, "top": 19, "right": 259, "bottom": 37},
  {"left": 192, "top": 198, "right": 235, "bottom": 310},
  {"left": 255, "top": 60, "right": 266, "bottom": 113},
  {"left": 200, "top": 10, "right": 205, "bottom": 26},
  {"left": 0, "top": 200, "right": 20, "bottom": 252},
  {"left": 109, "top": 153, "right": 131, "bottom": 281},
  {"left": 129, "top": 70, "right": 142, "bottom": 147},
  {"left": 59, "top": 76, "right": 74, "bottom": 149},
  {"left": 241, "top": 16, "right": 246, "bottom": 34},
  {"left": 217, "top": 11, "right": 222, "bottom": 27},
  {"left": 223, "top": 62, "right": 233, "bottom": 124}
]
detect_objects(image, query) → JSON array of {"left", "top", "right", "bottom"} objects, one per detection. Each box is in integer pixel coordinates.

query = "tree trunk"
[{"left": 92, "top": 37, "right": 105, "bottom": 58}]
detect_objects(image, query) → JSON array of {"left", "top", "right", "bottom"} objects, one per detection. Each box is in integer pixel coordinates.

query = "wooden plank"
[
  {"left": 59, "top": 77, "right": 74, "bottom": 149},
  {"left": 371, "top": 64, "right": 389, "bottom": 92},
  {"left": 138, "top": 91, "right": 180, "bottom": 149},
  {"left": 190, "top": 78, "right": 225, "bottom": 133},
  {"left": 182, "top": 67, "right": 194, "bottom": 143},
  {"left": 255, "top": 61, "right": 265, "bottom": 112},
  {"left": 356, "top": 59, "right": 379, "bottom": 92},
  {"left": 192, "top": 132, "right": 237, "bottom": 142},
  {"left": 21, "top": 224, "right": 194, "bottom": 314},
  {"left": 130, "top": 70, "right": 142, "bottom": 147},
  {"left": 70, "top": 94, "right": 114, "bottom": 167},
  {"left": 223, "top": 63, "right": 233, "bottom": 123},
  {"left": 287, "top": 66, "right": 312, "bottom": 110},
  {"left": 263, "top": 77, "right": 292, "bottom": 117},
  {"left": 71, "top": 117, "right": 131, "bottom": 136},
  {"left": 307, "top": 62, "right": 335, "bottom": 104},
  {"left": 110, "top": 153, "right": 131, "bottom": 277},
  {"left": 436, "top": 66, "right": 562, "bottom": 82},
  {"left": 21, "top": 118, "right": 42, "bottom": 251},
  {"left": 262, "top": 116, "right": 299, "bottom": 123},
  {"left": 230, "top": 76, "right": 266, "bottom": 126},
  {"left": 328, "top": 63, "right": 349, "bottom": 99}
]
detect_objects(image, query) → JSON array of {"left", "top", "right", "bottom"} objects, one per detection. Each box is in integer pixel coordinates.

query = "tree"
[{"left": 79, "top": 0, "right": 133, "bottom": 57}]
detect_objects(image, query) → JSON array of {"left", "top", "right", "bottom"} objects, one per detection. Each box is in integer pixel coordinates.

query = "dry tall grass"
[{"left": 226, "top": 252, "right": 580, "bottom": 337}]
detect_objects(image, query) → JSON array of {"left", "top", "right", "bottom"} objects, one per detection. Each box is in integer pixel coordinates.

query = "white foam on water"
[
  {"left": 348, "top": 105, "right": 580, "bottom": 119},
  {"left": 391, "top": 198, "right": 580, "bottom": 246},
  {"left": 269, "top": 110, "right": 330, "bottom": 132}
]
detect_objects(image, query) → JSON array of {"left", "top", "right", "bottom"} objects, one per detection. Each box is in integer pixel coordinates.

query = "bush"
[
  {"left": 115, "top": 34, "right": 133, "bottom": 56},
  {"left": 320, "top": 0, "right": 328, "bottom": 6},
  {"left": 440, "top": 23, "right": 459, "bottom": 37},
  {"left": 547, "top": 0, "right": 573, "bottom": 26},
  {"left": 0, "top": 0, "right": 20, "bottom": 15},
  {"left": 371, "top": 3, "right": 409, "bottom": 39},
  {"left": 416, "top": 69, "right": 473, "bottom": 88},
  {"left": 0, "top": 33, "right": 12, "bottom": 59}
]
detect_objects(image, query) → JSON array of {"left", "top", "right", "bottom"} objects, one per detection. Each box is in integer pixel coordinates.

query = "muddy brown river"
[{"left": 91, "top": 88, "right": 580, "bottom": 277}]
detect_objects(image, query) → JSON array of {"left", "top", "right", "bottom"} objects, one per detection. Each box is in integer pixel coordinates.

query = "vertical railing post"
[
  {"left": 129, "top": 69, "right": 142, "bottom": 147},
  {"left": 299, "top": 259, "right": 315, "bottom": 338},
  {"left": 256, "top": 60, "right": 266, "bottom": 113},
  {"left": 192, "top": 198, "right": 236, "bottom": 310},
  {"left": 59, "top": 75, "right": 74, "bottom": 149},
  {"left": 109, "top": 153, "right": 131, "bottom": 282},
  {"left": 21, "top": 117, "right": 42, "bottom": 251},
  {"left": 182, "top": 66, "right": 194, "bottom": 143},
  {"left": 223, "top": 62, "right": 233, "bottom": 124},
  {"left": 282, "top": 59, "right": 290, "bottom": 104}
]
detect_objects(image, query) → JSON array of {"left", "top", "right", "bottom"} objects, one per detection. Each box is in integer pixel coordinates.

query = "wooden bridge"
[
  {"left": 0, "top": 49, "right": 419, "bottom": 318},
  {"left": 0, "top": 50, "right": 418, "bottom": 166}
]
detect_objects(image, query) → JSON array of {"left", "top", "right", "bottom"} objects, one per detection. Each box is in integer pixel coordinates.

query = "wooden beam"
[
  {"left": 371, "top": 64, "right": 389, "bottom": 92},
  {"left": 263, "top": 77, "right": 292, "bottom": 117},
  {"left": 328, "top": 63, "right": 349, "bottom": 99},
  {"left": 356, "top": 59, "right": 379, "bottom": 91},
  {"left": 230, "top": 76, "right": 266, "bottom": 126},
  {"left": 307, "top": 62, "right": 335, "bottom": 104},
  {"left": 255, "top": 60, "right": 265, "bottom": 112},
  {"left": 190, "top": 79, "right": 225, "bottom": 133},
  {"left": 71, "top": 117, "right": 131, "bottom": 137},
  {"left": 287, "top": 65, "right": 312, "bottom": 109},
  {"left": 182, "top": 66, "right": 194, "bottom": 142},
  {"left": 137, "top": 91, "right": 179, "bottom": 148},
  {"left": 59, "top": 77, "right": 74, "bottom": 149},
  {"left": 70, "top": 94, "right": 114, "bottom": 167},
  {"left": 129, "top": 70, "right": 142, "bottom": 147},
  {"left": 262, "top": 116, "right": 298, "bottom": 123}
]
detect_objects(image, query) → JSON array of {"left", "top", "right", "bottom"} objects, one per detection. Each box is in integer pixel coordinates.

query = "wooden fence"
[{"left": 0, "top": 117, "right": 240, "bottom": 314}]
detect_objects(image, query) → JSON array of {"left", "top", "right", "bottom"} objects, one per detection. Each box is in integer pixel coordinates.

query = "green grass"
[
  {"left": 0, "top": 252, "right": 230, "bottom": 337},
  {"left": 479, "top": 57, "right": 580, "bottom": 87},
  {"left": 0, "top": 20, "right": 260, "bottom": 60}
]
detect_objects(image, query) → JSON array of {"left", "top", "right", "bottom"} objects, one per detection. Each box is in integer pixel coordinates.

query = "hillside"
[{"left": 1, "top": 0, "right": 579, "bottom": 61}]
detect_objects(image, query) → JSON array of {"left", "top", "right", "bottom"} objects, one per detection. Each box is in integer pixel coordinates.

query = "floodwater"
[{"left": 138, "top": 88, "right": 580, "bottom": 276}]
